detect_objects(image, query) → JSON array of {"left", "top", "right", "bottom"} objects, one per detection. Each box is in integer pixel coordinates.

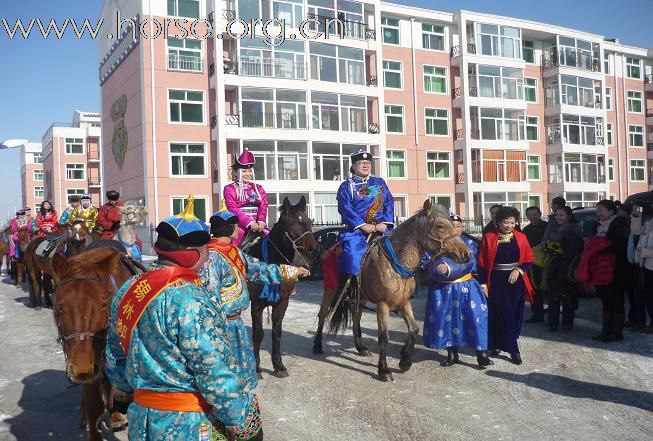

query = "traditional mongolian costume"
[
  {"left": 9, "top": 210, "right": 32, "bottom": 259},
  {"left": 77, "top": 194, "right": 98, "bottom": 232},
  {"left": 58, "top": 195, "right": 81, "bottom": 226},
  {"left": 223, "top": 149, "right": 269, "bottom": 247},
  {"left": 423, "top": 216, "right": 492, "bottom": 367},
  {"left": 98, "top": 190, "right": 123, "bottom": 240},
  {"left": 200, "top": 210, "right": 301, "bottom": 392},
  {"left": 35, "top": 202, "right": 58, "bottom": 238},
  {"left": 106, "top": 196, "right": 262, "bottom": 441}
]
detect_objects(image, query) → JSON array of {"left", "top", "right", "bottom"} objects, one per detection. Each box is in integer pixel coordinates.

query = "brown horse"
[
  {"left": 0, "top": 226, "right": 10, "bottom": 274},
  {"left": 24, "top": 221, "right": 92, "bottom": 309},
  {"left": 322, "top": 200, "right": 470, "bottom": 382},
  {"left": 51, "top": 246, "right": 138, "bottom": 441},
  {"left": 245, "top": 196, "right": 320, "bottom": 378},
  {"left": 11, "top": 228, "right": 31, "bottom": 289}
]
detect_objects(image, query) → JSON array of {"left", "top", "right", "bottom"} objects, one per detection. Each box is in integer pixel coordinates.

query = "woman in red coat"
[
  {"left": 478, "top": 206, "right": 534, "bottom": 365},
  {"left": 35, "top": 201, "right": 58, "bottom": 238}
]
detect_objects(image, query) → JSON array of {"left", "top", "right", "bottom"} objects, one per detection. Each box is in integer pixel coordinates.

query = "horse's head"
[
  {"left": 70, "top": 219, "right": 91, "bottom": 243},
  {"left": 51, "top": 248, "right": 122, "bottom": 383},
  {"left": 278, "top": 196, "right": 320, "bottom": 263},
  {"left": 119, "top": 203, "right": 148, "bottom": 227},
  {"left": 419, "top": 200, "right": 470, "bottom": 262},
  {"left": 17, "top": 228, "right": 31, "bottom": 250}
]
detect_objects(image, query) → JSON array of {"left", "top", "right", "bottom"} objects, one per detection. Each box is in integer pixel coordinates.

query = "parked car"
[
  {"left": 571, "top": 207, "right": 599, "bottom": 239},
  {"left": 624, "top": 191, "right": 653, "bottom": 209},
  {"left": 309, "top": 225, "right": 345, "bottom": 280}
]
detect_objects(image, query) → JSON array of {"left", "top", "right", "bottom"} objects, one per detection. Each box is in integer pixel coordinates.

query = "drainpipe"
[
  {"left": 410, "top": 17, "right": 419, "bottom": 147},
  {"left": 620, "top": 54, "right": 631, "bottom": 198},
  {"left": 613, "top": 53, "right": 623, "bottom": 200},
  {"left": 149, "top": 0, "right": 160, "bottom": 225}
]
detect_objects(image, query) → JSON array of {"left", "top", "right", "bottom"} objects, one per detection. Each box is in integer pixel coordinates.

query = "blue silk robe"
[
  {"left": 336, "top": 175, "right": 394, "bottom": 275},
  {"left": 106, "top": 268, "right": 260, "bottom": 441}
]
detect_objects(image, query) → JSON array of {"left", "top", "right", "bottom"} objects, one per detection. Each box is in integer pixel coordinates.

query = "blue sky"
[{"left": 0, "top": 0, "right": 650, "bottom": 213}]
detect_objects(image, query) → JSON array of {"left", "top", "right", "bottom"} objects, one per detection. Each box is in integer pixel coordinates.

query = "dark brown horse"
[
  {"left": 11, "top": 228, "right": 31, "bottom": 289},
  {"left": 51, "top": 245, "right": 139, "bottom": 441},
  {"left": 25, "top": 221, "right": 92, "bottom": 309},
  {"left": 322, "top": 200, "right": 470, "bottom": 381},
  {"left": 245, "top": 196, "right": 320, "bottom": 378}
]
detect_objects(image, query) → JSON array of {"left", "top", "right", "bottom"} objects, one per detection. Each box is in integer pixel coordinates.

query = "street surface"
[{"left": 0, "top": 272, "right": 652, "bottom": 441}]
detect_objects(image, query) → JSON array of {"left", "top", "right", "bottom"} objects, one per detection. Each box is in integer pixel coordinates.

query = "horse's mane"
[
  {"left": 58, "top": 247, "right": 122, "bottom": 278},
  {"left": 390, "top": 203, "right": 449, "bottom": 250}
]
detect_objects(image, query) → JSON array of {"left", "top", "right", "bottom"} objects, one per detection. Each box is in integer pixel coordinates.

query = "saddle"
[
  {"left": 86, "top": 239, "right": 148, "bottom": 275},
  {"left": 36, "top": 235, "right": 64, "bottom": 259}
]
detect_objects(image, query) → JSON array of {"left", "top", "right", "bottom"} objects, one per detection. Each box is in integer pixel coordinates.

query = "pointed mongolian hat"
[
  {"left": 209, "top": 199, "right": 239, "bottom": 237},
  {"left": 156, "top": 195, "right": 210, "bottom": 246},
  {"left": 233, "top": 148, "right": 256, "bottom": 169},
  {"left": 350, "top": 150, "right": 372, "bottom": 164}
]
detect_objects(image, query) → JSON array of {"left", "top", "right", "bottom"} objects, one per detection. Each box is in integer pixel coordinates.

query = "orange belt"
[
  {"left": 440, "top": 273, "right": 473, "bottom": 284},
  {"left": 134, "top": 389, "right": 212, "bottom": 412}
]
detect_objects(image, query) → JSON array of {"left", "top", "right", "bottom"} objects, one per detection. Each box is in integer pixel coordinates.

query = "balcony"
[
  {"left": 88, "top": 176, "right": 101, "bottom": 187},
  {"left": 223, "top": 9, "right": 236, "bottom": 21},
  {"left": 305, "top": 14, "right": 375, "bottom": 41},
  {"left": 647, "top": 108, "right": 653, "bottom": 117},
  {"left": 225, "top": 112, "right": 308, "bottom": 130},
  {"left": 542, "top": 47, "right": 600, "bottom": 73},
  {"left": 167, "top": 54, "right": 203, "bottom": 73},
  {"left": 450, "top": 43, "right": 476, "bottom": 58},
  {"left": 223, "top": 56, "right": 307, "bottom": 80},
  {"left": 452, "top": 86, "right": 478, "bottom": 99},
  {"left": 647, "top": 142, "right": 653, "bottom": 151},
  {"left": 87, "top": 150, "right": 100, "bottom": 162},
  {"left": 456, "top": 173, "right": 465, "bottom": 184},
  {"left": 646, "top": 74, "right": 653, "bottom": 92},
  {"left": 368, "top": 123, "right": 379, "bottom": 134},
  {"left": 367, "top": 76, "right": 377, "bottom": 87}
]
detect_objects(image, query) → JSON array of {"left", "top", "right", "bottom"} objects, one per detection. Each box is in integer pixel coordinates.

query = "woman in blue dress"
[{"left": 423, "top": 215, "right": 492, "bottom": 367}]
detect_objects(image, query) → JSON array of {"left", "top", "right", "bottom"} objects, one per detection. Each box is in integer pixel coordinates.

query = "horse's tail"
[{"left": 327, "top": 276, "right": 358, "bottom": 335}]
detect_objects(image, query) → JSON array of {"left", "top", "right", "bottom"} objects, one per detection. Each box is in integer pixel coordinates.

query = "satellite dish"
[{"left": 0, "top": 139, "right": 28, "bottom": 149}]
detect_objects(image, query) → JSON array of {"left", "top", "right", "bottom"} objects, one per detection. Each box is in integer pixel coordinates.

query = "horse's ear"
[
  {"left": 51, "top": 253, "right": 69, "bottom": 283},
  {"left": 280, "top": 197, "right": 291, "bottom": 215},
  {"left": 423, "top": 199, "right": 433, "bottom": 216},
  {"left": 296, "top": 196, "right": 307, "bottom": 212},
  {"left": 97, "top": 250, "right": 122, "bottom": 275}
]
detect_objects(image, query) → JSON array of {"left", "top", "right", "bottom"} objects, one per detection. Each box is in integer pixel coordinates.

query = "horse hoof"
[
  {"left": 399, "top": 361, "right": 412, "bottom": 372},
  {"left": 257, "top": 372, "right": 264, "bottom": 380},
  {"left": 378, "top": 372, "right": 394, "bottom": 382},
  {"left": 34, "top": 306, "right": 41, "bottom": 311},
  {"left": 312, "top": 346, "right": 324, "bottom": 355},
  {"left": 358, "top": 348, "right": 371, "bottom": 357},
  {"left": 273, "top": 369, "right": 289, "bottom": 379}
]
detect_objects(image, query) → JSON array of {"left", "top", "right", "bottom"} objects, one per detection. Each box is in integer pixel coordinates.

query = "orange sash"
[
  {"left": 116, "top": 266, "right": 202, "bottom": 352},
  {"left": 134, "top": 389, "right": 211, "bottom": 412},
  {"left": 207, "top": 239, "right": 246, "bottom": 278}
]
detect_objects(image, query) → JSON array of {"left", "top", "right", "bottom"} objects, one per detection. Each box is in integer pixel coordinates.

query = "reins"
[{"left": 266, "top": 229, "right": 312, "bottom": 268}]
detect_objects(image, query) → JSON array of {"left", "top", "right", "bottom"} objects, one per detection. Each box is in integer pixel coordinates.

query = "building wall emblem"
[{"left": 111, "top": 94, "right": 128, "bottom": 169}]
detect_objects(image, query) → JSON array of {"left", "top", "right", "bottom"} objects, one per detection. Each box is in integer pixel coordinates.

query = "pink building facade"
[
  {"left": 20, "top": 142, "right": 44, "bottom": 212},
  {"left": 41, "top": 111, "right": 103, "bottom": 214},
  {"left": 98, "top": 0, "right": 653, "bottom": 234}
]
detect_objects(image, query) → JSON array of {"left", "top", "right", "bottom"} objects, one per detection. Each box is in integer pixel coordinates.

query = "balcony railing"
[
  {"left": 226, "top": 56, "right": 307, "bottom": 80},
  {"left": 596, "top": 136, "right": 604, "bottom": 146},
  {"left": 647, "top": 142, "right": 653, "bottom": 151},
  {"left": 450, "top": 43, "right": 476, "bottom": 58},
  {"left": 226, "top": 112, "right": 308, "bottom": 130},
  {"left": 225, "top": 114, "right": 240, "bottom": 126},
  {"left": 223, "top": 9, "right": 236, "bottom": 21},
  {"left": 646, "top": 108, "right": 653, "bottom": 117},
  {"left": 224, "top": 59, "right": 237, "bottom": 74},
  {"left": 452, "top": 87, "right": 462, "bottom": 98},
  {"left": 645, "top": 73, "right": 653, "bottom": 84},
  {"left": 88, "top": 176, "right": 101, "bottom": 186},
  {"left": 367, "top": 76, "right": 377, "bottom": 86},
  {"left": 209, "top": 62, "right": 215, "bottom": 76},
  {"left": 542, "top": 47, "right": 600, "bottom": 72},
  {"left": 210, "top": 115, "right": 217, "bottom": 129},
  {"left": 87, "top": 151, "right": 100, "bottom": 161},
  {"left": 305, "top": 14, "right": 374, "bottom": 41},
  {"left": 456, "top": 173, "right": 465, "bottom": 184},
  {"left": 368, "top": 123, "right": 379, "bottom": 134},
  {"left": 598, "top": 175, "right": 606, "bottom": 184},
  {"left": 454, "top": 129, "right": 463, "bottom": 140},
  {"left": 167, "top": 54, "right": 203, "bottom": 72}
]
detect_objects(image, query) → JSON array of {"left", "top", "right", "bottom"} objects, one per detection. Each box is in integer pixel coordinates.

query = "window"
[
  {"left": 170, "top": 143, "right": 205, "bottom": 176},
  {"left": 470, "top": 107, "right": 525, "bottom": 141},
  {"left": 425, "top": 108, "right": 449, "bottom": 135},
  {"left": 606, "top": 123, "right": 613, "bottom": 145},
  {"left": 626, "top": 57, "right": 641, "bottom": 79},
  {"left": 385, "top": 105, "right": 404, "bottom": 133},
  {"left": 527, "top": 155, "right": 540, "bottom": 180},
  {"left": 310, "top": 43, "right": 364, "bottom": 85},
  {"left": 167, "top": 37, "right": 202, "bottom": 72},
  {"left": 34, "top": 186, "right": 44, "bottom": 198},
  {"left": 522, "top": 40, "right": 534, "bottom": 63},
  {"left": 474, "top": 23, "right": 521, "bottom": 59},
  {"left": 630, "top": 160, "right": 645, "bottom": 181},
  {"left": 241, "top": 38, "right": 306, "bottom": 80},
  {"left": 311, "top": 91, "right": 366, "bottom": 133},
  {"left": 169, "top": 89, "right": 203, "bottom": 123},
  {"left": 65, "top": 138, "right": 83, "bottom": 154},
  {"left": 381, "top": 17, "right": 399, "bottom": 45},
  {"left": 470, "top": 149, "right": 527, "bottom": 182},
  {"left": 629, "top": 125, "right": 644, "bottom": 147},
  {"left": 33, "top": 153, "right": 43, "bottom": 164},
  {"left": 528, "top": 195, "right": 541, "bottom": 210},
  {"left": 426, "top": 152, "right": 450, "bottom": 179},
  {"left": 524, "top": 78, "right": 537, "bottom": 102},
  {"left": 429, "top": 195, "right": 452, "bottom": 210},
  {"left": 242, "top": 140, "right": 309, "bottom": 181},
  {"left": 313, "top": 143, "right": 367, "bottom": 181},
  {"left": 605, "top": 87, "right": 612, "bottom": 110},
  {"left": 33, "top": 169, "right": 43, "bottom": 181},
  {"left": 167, "top": 0, "right": 200, "bottom": 18},
  {"left": 627, "top": 91, "right": 642, "bottom": 113},
  {"left": 423, "top": 65, "right": 447, "bottom": 93},
  {"left": 273, "top": 0, "right": 305, "bottom": 29},
  {"left": 386, "top": 150, "right": 406, "bottom": 178},
  {"left": 382, "top": 60, "right": 402, "bottom": 89},
  {"left": 393, "top": 195, "right": 407, "bottom": 220},
  {"left": 313, "top": 192, "right": 339, "bottom": 224},
  {"left": 608, "top": 158, "right": 615, "bottom": 181},
  {"left": 34, "top": 204, "right": 41, "bottom": 212},
  {"left": 560, "top": 75, "right": 595, "bottom": 108},
  {"left": 422, "top": 23, "right": 444, "bottom": 51},
  {"left": 65, "top": 164, "right": 85, "bottom": 180},
  {"left": 546, "top": 114, "right": 602, "bottom": 146},
  {"left": 67, "top": 188, "right": 85, "bottom": 197},
  {"left": 562, "top": 153, "right": 603, "bottom": 183},
  {"left": 172, "top": 196, "right": 207, "bottom": 222},
  {"left": 604, "top": 54, "right": 611, "bottom": 75},
  {"left": 470, "top": 65, "right": 523, "bottom": 100},
  {"left": 526, "top": 116, "right": 539, "bottom": 141}
]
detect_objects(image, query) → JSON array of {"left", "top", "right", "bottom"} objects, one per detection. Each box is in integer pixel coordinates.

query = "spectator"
[
  {"left": 523, "top": 206, "right": 548, "bottom": 323},
  {"left": 482, "top": 204, "right": 502, "bottom": 235},
  {"left": 635, "top": 203, "right": 653, "bottom": 334},
  {"left": 628, "top": 203, "right": 650, "bottom": 331},
  {"left": 541, "top": 197, "right": 566, "bottom": 244}
]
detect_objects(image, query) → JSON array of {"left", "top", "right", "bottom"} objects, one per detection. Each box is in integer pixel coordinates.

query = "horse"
[
  {"left": 245, "top": 196, "right": 320, "bottom": 378},
  {"left": 24, "top": 220, "right": 93, "bottom": 309},
  {"left": 51, "top": 245, "right": 141, "bottom": 441},
  {"left": 321, "top": 200, "right": 470, "bottom": 382},
  {"left": 0, "top": 225, "right": 10, "bottom": 274},
  {"left": 10, "top": 228, "right": 31, "bottom": 289},
  {"left": 114, "top": 203, "right": 148, "bottom": 260}
]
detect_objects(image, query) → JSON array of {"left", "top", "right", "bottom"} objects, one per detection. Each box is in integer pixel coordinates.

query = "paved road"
[{"left": 1, "top": 272, "right": 652, "bottom": 441}]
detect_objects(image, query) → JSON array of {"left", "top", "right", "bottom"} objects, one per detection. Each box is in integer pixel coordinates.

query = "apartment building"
[
  {"left": 41, "top": 111, "right": 103, "bottom": 214},
  {"left": 20, "top": 142, "right": 44, "bottom": 212},
  {"left": 98, "top": 0, "right": 653, "bottom": 228}
]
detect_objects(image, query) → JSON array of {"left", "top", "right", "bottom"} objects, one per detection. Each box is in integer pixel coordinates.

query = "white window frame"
[
  {"left": 528, "top": 194, "right": 543, "bottom": 211},
  {"left": 166, "top": 36, "right": 203, "bottom": 73},
  {"left": 629, "top": 125, "right": 644, "bottom": 147},
  {"left": 428, "top": 194, "right": 454, "bottom": 210},
  {"left": 167, "top": 0, "right": 200, "bottom": 19},
  {"left": 386, "top": 149, "right": 407, "bottom": 180},
  {"left": 627, "top": 90, "right": 643, "bottom": 114},
  {"left": 626, "top": 57, "right": 641, "bottom": 79},
  {"left": 33, "top": 153, "right": 43, "bottom": 164},
  {"left": 65, "top": 137, "right": 84, "bottom": 155},
  {"left": 630, "top": 160, "right": 645, "bottom": 181},
  {"left": 382, "top": 60, "right": 403, "bottom": 89},
  {"left": 170, "top": 195, "right": 209, "bottom": 222},
  {"left": 423, "top": 65, "right": 448, "bottom": 94},
  {"left": 34, "top": 186, "right": 44, "bottom": 198},
  {"left": 524, "top": 78, "right": 538, "bottom": 103},
  {"left": 527, "top": 155, "right": 541, "bottom": 181},
  {"left": 426, "top": 151, "right": 451, "bottom": 180},
  {"left": 608, "top": 158, "right": 615, "bottom": 181},
  {"left": 605, "top": 87, "right": 612, "bottom": 110},
  {"left": 384, "top": 104, "right": 405, "bottom": 134},
  {"left": 169, "top": 142, "right": 207, "bottom": 178},
  {"left": 167, "top": 88, "right": 205, "bottom": 125},
  {"left": 421, "top": 23, "right": 446, "bottom": 51},
  {"left": 393, "top": 194, "right": 409, "bottom": 222},
  {"left": 67, "top": 188, "right": 86, "bottom": 197},
  {"left": 424, "top": 108, "right": 450, "bottom": 137},
  {"left": 525, "top": 116, "right": 539, "bottom": 141},
  {"left": 65, "top": 163, "right": 86, "bottom": 180},
  {"left": 606, "top": 122, "right": 614, "bottom": 146},
  {"left": 381, "top": 16, "right": 400, "bottom": 45},
  {"left": 33, "top": 169, "right": 43, "bottom": 181}
]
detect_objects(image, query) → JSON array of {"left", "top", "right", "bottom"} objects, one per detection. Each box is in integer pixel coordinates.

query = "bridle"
[{"left": 268, "top": 229, "right": 314, "bottom": 268}]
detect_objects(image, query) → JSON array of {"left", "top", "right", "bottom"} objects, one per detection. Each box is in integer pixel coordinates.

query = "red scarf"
[
  {"left": 207, "top": 238, "right": 246, "bottom": 278},
  {"left": 478, "top": 230, "right": 535, "bottom": 303}
]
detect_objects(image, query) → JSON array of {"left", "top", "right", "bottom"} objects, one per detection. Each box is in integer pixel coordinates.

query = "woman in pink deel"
[{"left": 223, "top": 149, "right": 269, "bottom": 247}]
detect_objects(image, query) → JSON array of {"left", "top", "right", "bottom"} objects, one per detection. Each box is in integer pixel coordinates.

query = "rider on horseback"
[
  {"left": 10, "top": 209, "right": 33, "bottom": 260},
  {"left": 97, "top": 190, "right": 123, "bottom": 239},
  {"left": 223, "top": 148, "right": 269, "bottom": 249},
  {"left": 58, "top": 195, "right": 81, "bottom": 227},
  {"left": 35, "top": 201, "right": 58, "bottom": 238},
  {"left": 77, "top": 194, "right": 98, "bottom": 233},
  {"left": 336, "top": 150, "right": 395, "bottom": 302}
]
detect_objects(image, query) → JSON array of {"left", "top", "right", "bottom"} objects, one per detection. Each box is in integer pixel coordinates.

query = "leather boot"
[
  {"left": 510, "top": 353, "right": 523, "bottom": 365},
  {"left": 476, "top": 350, "right": 494, "bottom": 367},
  {"left": 592, "top": 311, "right": 611, "bottom": 341},
  {"left": 441, "top": 347, "right": 459, "bottom": 366},
  {"left": 604, "top": 312, "right": 624, "bottom": 342}
]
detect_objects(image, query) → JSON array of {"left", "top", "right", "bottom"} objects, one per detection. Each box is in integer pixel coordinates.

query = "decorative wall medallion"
[{"left": 111, "top": 94, "right": 128, "bottom": 168}]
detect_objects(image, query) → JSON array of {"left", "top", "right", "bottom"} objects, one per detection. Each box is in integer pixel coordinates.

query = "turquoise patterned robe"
[
  {"left": 200, "top": 247, "right": 287, "bottom": 391},
  {"left": 106, "top": 267, "right": 259, "bottom": 441}
]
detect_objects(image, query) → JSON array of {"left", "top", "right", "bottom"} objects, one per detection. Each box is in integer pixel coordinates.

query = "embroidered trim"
[{"left": 227, "top": 396, "right": 262, "bottom": 441}]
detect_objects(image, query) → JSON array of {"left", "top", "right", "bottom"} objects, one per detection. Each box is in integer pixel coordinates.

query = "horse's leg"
[
  {"left": 353, "top": 297, "right": 371, "bottom": 357},
  {"left": 26, "top": 265, "right": 38, "bottom": 308},
  {"left": 42, "top": 273, "right": 53, "bottom": 308},
  {"left": 271, "top": 297, "right": 290, "bottom": 378},
  {"left": 398, "top": 301, "right": 420, "bottom": 373},
  {"left": 83, "top": 380, "right": 106, "bottom": 441},
  {"left": 313, "top": 288, "right": 333, "bottom": 354},
  {"left": 15, "top": 263, "right": 24, "bottom": 289},
  {"left": 251, "top": 300, "right": 265, "bottom": 379},
  {"left": 376, "top": 302, "right": 393, "bottom": 382}
]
